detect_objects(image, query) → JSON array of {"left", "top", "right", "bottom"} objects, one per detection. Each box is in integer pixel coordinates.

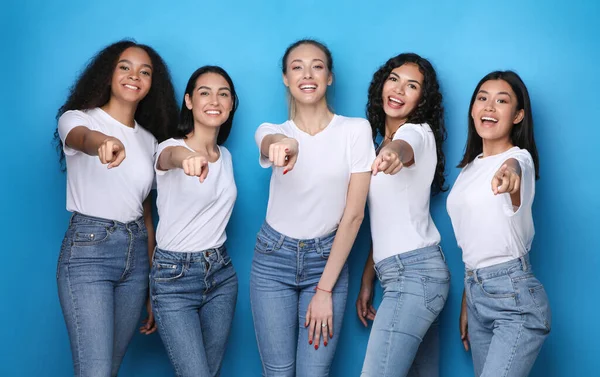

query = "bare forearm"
[
  {"left": 158, "top": 147, "right": 195, "bottom": 171},
  {"left": 66, "top": 127, "right": 112, "bottom": 156},
  {"left": 260, "top": 134, "right": 288, "bottom": 157},
  {"left": 361, "top": 244, "right": 376, "bottom": 285},
  {"left": 504, "top": 158, "right": 522, "bottom": 177},
  {"left": 143, "top": 196, "right": 156, "bottom": 266},
  {"left": 386, "top": 140, "right": 414, "bottom": 165},
  {"left": 318, "top": 213, "right": 364, "bottom": 291}
]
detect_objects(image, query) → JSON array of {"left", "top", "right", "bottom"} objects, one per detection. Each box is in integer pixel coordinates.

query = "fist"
[
  {"left": 98, "top": 137, "right": 126, "bottom": 169},
  {"left": 182, "top": 153, "right": 209, "bottom": 182},
  {"left": 372, "top": 147, "right": 403, "bottom": 176},
  {"left": 269, "top": 137, "right": 299, "bottom": 174}
]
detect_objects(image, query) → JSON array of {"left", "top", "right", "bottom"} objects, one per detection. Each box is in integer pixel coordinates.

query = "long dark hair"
[
  {"left": 458, "top": 70, "right": 539, "bottom": 179},
  {"left": 281, "top": 39, "right": 333, "bottom": 118},
  {"left": 366, "top": 53, "right": 447, "bottom": 194},
  {"left": 53, "top": 39, "right": 179, "bottom": 168},
  {"left": 173, "top": 65, "right": 239, "bottom": 145}
]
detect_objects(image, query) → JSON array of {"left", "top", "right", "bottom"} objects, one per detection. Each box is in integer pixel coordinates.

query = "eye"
[
  {"left": 497, "top": 98, "right": 507, "bottom": 104},
  {"left": 119, "top": 65, "right": 129, "bottom": 71},
  {"left": 219, "top": 92, "right": 229, "bottom": 97},
  {"left": 313, "top": 65, "right": 324, "bottom": 70},
  {"left": 199, "top": 91, "right": 209, "bottom": 96},
  {"left": 388, "top": 76, "right": 397, "bottom": 82},
  {"left": 292, "top": 66, "right": 302, "bottom": 71},
  {"left": 141, "top": 70, "right": 151, "bottom": 76},
  {"left": 477, "top": 96, "right": 487, "bottom": 101},
  {"left": 408, "top": 84, "right": 417, "bottom": 90}
]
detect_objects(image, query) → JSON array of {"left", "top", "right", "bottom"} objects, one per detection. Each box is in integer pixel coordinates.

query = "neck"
[
  {"left": 482, "top": 136, "right": 514, "bottom": 157},
  {"left": 101, "top": 98, "right": 137, "bottom": 128},
  {"left": 292, "top": 99, "right": 333, "bottom": 135},
  {"left": 185, "top": 123, "right": 219, "bottom": 157},
  {"left": 384, "top": 116, "right": 408, "bottom": 138}
]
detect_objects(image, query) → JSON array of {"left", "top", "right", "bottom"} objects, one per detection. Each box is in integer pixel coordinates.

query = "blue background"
[{"left": 2, "top": 0, "right": 599, "bottom": 376}]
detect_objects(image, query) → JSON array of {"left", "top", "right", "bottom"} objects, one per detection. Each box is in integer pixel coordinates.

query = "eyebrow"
[
  {"left": 290, "top": 58, "right": 326, "bottom": 65},
  {"left": 478, "top": 90, "right": 512, "bottom": 98},
  {"left": 197, "top": 86, "right": 231, "bottom": 92},
  {"left": 389, "top": 72, "right": 422, "bottom": 85},
  {"left": 118, "top": 59, "right": 153, "bottom": 70}
]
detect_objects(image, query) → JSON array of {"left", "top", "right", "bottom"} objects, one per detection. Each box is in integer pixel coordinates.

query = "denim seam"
[
  {"left": 501, "top": 320, "right": 524, "bottom": 377},
  {"left": 382, "top": 277, "right": 405, "bottom": 377},
  {"left": 66, "top": 256, "right": 83, "bottom": 376},
  {"left": 249, "top": 293, "right": 269, "bottom": 377},
  {"left": 152, "top": 306, "right": 181, "bottom": 376},
  {"left": 119, "top": 228, "right": 134, "bottom": 282}
]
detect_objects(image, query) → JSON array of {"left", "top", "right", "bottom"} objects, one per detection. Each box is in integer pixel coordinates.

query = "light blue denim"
[
  {"left": 250, "top": 222, "right": 349, "bottom": 377},
  {"left": 57, "top": 212, "right": 150, "bottom": 377},
  {"left": 465, "top": 254, "right": 551, "bottom": 377},
  {"left": 361, "top": 245, "right": 450, "bottom": 377},
  {"left": 150, "top": 246, "right": 238, "bottom": 377}
]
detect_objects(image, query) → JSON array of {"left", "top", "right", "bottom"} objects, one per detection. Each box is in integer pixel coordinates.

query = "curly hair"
[
  {"left": 53, "top": 39, "right": 179, "bottom": 169},
  {"left": 459, "top": 70, "right": 539, "bottom": 179},
  {"left": 366, "top": 52, "right": 447, "bottom": 194},
  {"left": 174, "top": 65, "right": 239, "bottom": 145}
]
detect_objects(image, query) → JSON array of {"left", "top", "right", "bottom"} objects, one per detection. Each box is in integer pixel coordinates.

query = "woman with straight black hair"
[
  {"left": 151, "top": 65, "right": 239, "bottom": 377},
  {"left": 55, "top": 39, "right": 178, "bottom": 377},
  {"left": 356, "top": 53, "right": 450, "bottom": 377},
  {"left": 447, "top": 71, "right": 551, "bottom": 377},
  {"left": 250, "top": 39, "right": 375, "bottom": 376}
]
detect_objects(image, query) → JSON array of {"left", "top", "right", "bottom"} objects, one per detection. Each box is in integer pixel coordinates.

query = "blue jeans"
[
  {"left": 361, "top": 246, "right": 450, "bottom": 377},
  {"left": 465, "top": 254, "right": 551, "bottom": 377},
  {"left": 57, "top": 213, "right": 150, "bottom": 377},
  {"left": 250, "top": 222, "right": 349, "bottom": 377},
  {"left": 150, "top": 246, "right": 238, "bottom": 377}
]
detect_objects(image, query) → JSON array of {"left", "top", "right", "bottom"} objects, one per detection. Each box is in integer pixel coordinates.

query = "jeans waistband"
[
  {"left": 259, "top": 222, "right": 336, "bottom": 250},
  {"left": 154, "top": 245, "right": 227, "bottom": 263},
  {"left": 465, "top": 254, "right": 531, "bottom": 283},
  {"left": 69, "top": 212, "right": 145, "bottom": 231},
  {"left": 374, "top": 245, "right": 444, "bottom": 274}
]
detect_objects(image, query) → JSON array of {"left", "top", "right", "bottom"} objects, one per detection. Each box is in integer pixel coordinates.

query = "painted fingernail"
[
  {"left": 315, "top": 345, "right": 319, "bottom": 350},
  {"left": 283, "top": 170, "right": 288, "bottom": 175},
  {"left": 330, "top": 333, "right": 333, "bottom": 339},
  {"left": 309, "top": 340, "right": 312, "bottom": 345},
  {"left": 324, "top": 341, "right": 328, "bottom": 346},
  {"left": 285, "top": 148, "right": 289, "bottom": 152}
]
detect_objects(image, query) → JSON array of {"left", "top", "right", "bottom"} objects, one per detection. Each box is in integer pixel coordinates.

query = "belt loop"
[
  {"left": 69, "top": 212, "right": 76, "bottom": 226},
  {"left": 186, "top": 252, "right": 192, "bottom": 268},
  {"left": 473, "top": 269, "right": 480, "bottom": 284},
  {"left": 395, "top": 254, "right": 405, "bottom": 271},
  {"left": 520, "top": 256, "right": 528, "bottom": 272},
  {"left": 439, "top": 246, "right": 446, "bottom": 262},
  {"left": 276, "top": 234, "right": 285, "bottom": 250}
]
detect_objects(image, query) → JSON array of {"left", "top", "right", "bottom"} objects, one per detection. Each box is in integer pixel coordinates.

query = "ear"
[
  {"left": 282, "top": 73, "right": 289, "bottom": 88},
  {"left": 327, "top": 72, "right": 333, "bottom": 86},
  {"left": 513, "top": 109, "right": 525, "bottom": 124},
  {"left": 184, "top": 93, "right": 193, "bottom": 110}
]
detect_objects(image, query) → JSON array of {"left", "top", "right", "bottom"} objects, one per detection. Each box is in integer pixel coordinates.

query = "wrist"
[{"left": 315, "top": 286, "right": 332, "bottom": 294}]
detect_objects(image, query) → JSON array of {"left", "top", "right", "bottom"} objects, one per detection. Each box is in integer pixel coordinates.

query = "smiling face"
[
  {"left": 381, "top": 63, "right": 424, "bottom": 125},
  {"left": 110, "top": 47, "right": 153, "bottom": 104},
  {"left": 471, "top": 79, "right": 524, "bottom": 142},
  {"left": 184, "top": 72, "right": 233, "bottom": 129},
  {"left": 282, "top": 43, "right": 332, "bottom": 106}
]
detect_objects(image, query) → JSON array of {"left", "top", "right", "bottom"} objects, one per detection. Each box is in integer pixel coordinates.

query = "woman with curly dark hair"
[
  {"left": 54, "top": 40, "right": 178, "bottom": 377},
  {"left": 356, "top": 53, "right": 450, "bottom": 377}
]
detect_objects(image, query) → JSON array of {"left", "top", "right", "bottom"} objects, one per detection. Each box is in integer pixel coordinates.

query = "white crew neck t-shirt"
[
  {"left": 155, "top": 138, "right": 237, "bottom": 252},
  {"left": 255, "top": 115, "right": 375, "bottom": 239},
  {"left": 368, "top": 123, "right": 441, "bottom": 264},
  {"left": 447, "top": 147, "right": 536, "bottom": 269},
  {"left": 58, "top": 108, "right": 157, "bottom": 223}
]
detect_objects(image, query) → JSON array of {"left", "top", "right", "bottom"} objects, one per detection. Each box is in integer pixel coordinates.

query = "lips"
[
  {"left": 480, "top": 116, "right": 498, "bottom": 126},
  {"left": 204, "top": 110, "right": 221, "bottom": 116},
  {"left": 299, "top": 83, "right": 317, "bottom": 93},
  {"left": 387, "top": 96, "right": 404, "bottom": 109},
  {"left": 123, "top": 84, "right": 140, "bottom": 91}
]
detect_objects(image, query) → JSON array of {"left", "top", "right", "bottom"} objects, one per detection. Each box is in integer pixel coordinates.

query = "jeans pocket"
[
  {"left": 72, "top": 224, "right": 111, "bottom": 246},
  {"left": 480, "top": 275, "right": 516, "bottom": 299},
  {"left": 152, "top": 261, "right": 185, "bottom": 282},
  {"left": 529, "top": 284, "right": 552, "bottom": 332},
  {"left": 422, "top": 271, "right": 450, "bottom": 315},
  {"left": 255, "top": 235, "right": 276, "bottom": 255}
]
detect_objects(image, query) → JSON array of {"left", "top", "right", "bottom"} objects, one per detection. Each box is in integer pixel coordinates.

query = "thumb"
[{"left": 199, "top": 162, "right": 209, "bottom": 183}]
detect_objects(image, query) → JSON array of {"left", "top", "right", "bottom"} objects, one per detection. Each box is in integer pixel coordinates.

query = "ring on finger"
[{"left": 321, "top": 323, "right": 328, "bottom": 328}]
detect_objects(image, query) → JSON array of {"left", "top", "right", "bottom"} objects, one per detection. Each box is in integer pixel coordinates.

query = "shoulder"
[
  {"left": 58, "top": 109, "right": 92, "bottom": 124},
  {"left": 158, "top": 138, "right": 184, "bottom": 150},
  {"left": 219, "top": 145, "right": 232, "bottom": 159},
  {"left": 336, "top": 115, "right": 370, "bottom": 129}
]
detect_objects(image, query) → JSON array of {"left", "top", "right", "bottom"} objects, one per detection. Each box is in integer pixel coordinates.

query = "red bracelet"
[{"left": 315, "top": 286, "right": 332, "bottom": 293}]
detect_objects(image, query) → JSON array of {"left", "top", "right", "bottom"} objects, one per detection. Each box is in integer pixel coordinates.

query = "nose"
[
  {"left": 394, "top": 84, "right": 405, "bottom": 95},
  {"left": 128, "top": 72, "right": 140, "bottom": 81},
  {"left": 304, "top": 68, "right": 313, "bottom": 80},
  {"left": 210, "top": 93, "right": 219, "bottom": 105}
]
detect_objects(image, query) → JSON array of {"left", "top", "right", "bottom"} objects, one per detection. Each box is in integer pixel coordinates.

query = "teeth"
[
  {"left": 300, "top": 85, "right": 317, "bottom": 90},
  {"left": 389, "top": 97, "right": 403, "bottom": 104},
  {"left": 205, "top": 110, "right": 221, "bottom": 115},
  {"left": 482, "top": 116, "right": 498, "bottom": 123},
  {"left": 124, "top": 84, "right": 139, "bottom": 90}
]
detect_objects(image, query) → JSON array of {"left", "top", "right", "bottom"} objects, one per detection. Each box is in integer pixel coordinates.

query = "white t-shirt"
[
  {"left": 446, "top": 147, "right": 536, "bottom": 269},
  {"left": 155, "top": 138, "right": 237, "bottom": 252},
  {"left": 58, "top": 108, "right": 157, "bottom": 223},
  {"left": 255, "top": 115, "right": 375, "bottom": 239},
  {"left": 368, "top": 123, "right": 441, "bottom": 264}
]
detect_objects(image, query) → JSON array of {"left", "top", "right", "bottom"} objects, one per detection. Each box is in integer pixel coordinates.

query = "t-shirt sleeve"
[
  {"left": 393, "top": 123, "right": 426, "bottom": 166},
  {"left": 504, "top": 149, "right": 535, "bottom": 216},
  {"left": 351, "top": 119, "right": 376, "bottom": 173},
  {"left": 57, "top": 110, "right": 97, "bottom": 156},
  {"left": 155, "top": 138, "right": 185, "bottom": 176},
  {"left": 255, "top": 122, "right": 286, "bottom": 168}
]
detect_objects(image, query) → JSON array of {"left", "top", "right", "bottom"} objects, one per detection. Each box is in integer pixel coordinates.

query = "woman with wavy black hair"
[
  {"left": 448, "top": 71, "right": 550, "bottom": 377},
  {"left": 356, "top": 53, "right": 450, "bottom": 377},
  {"left": 151, "top": 66, "right": 239, "bottom": 377},
  {"left": 54, "top": 40, "right": 178, "bottom": 377}
]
